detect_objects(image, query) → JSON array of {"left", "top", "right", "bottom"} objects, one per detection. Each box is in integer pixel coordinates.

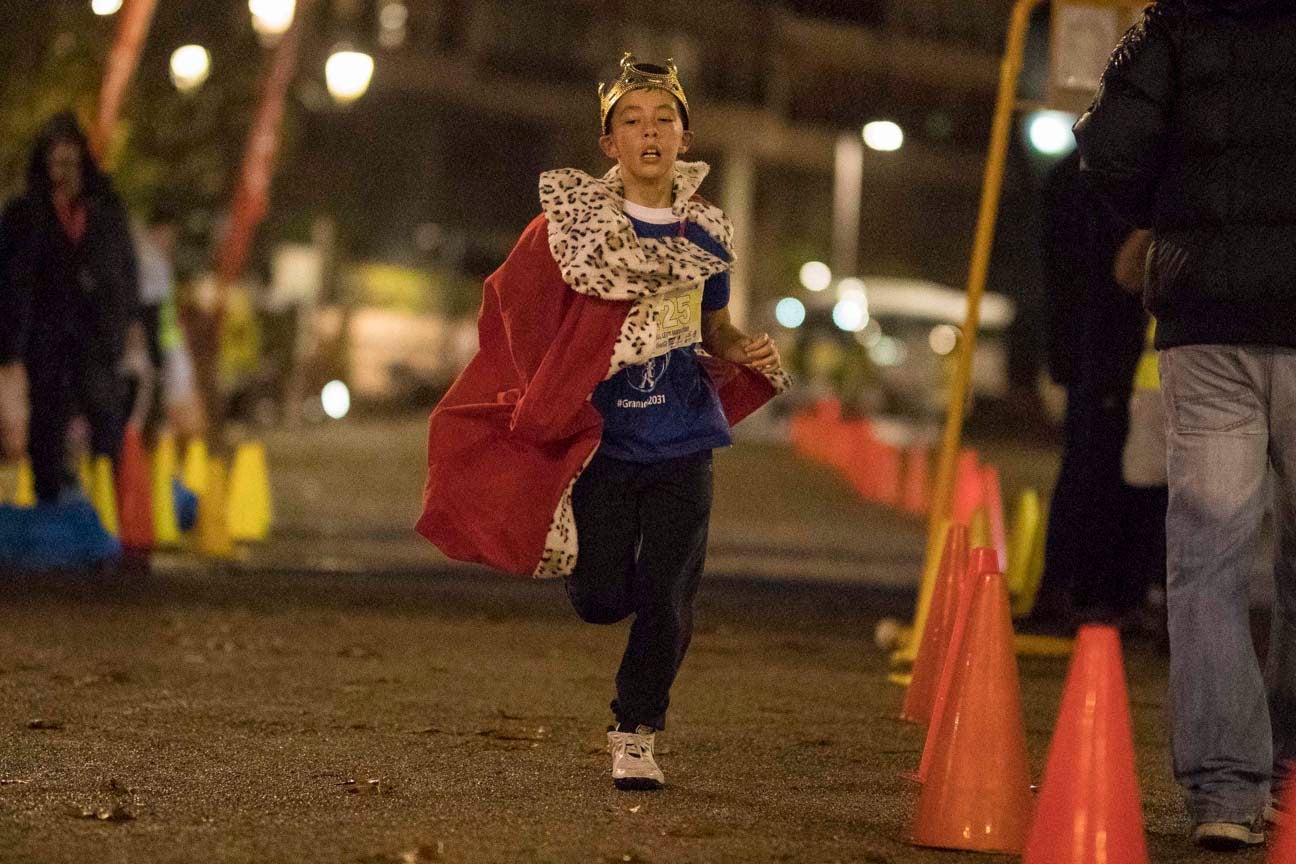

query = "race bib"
[{"left": 644, "top": 286, "right": 703, "bottom": 359}]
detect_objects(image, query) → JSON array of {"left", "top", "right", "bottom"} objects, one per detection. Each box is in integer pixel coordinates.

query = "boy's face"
[{"left": 599, "top": 87, "right": 692, "bottom": 188}]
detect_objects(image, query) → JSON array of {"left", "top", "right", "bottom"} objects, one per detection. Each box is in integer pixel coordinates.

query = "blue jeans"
[{"left": 1160, "top": 345, "right": 1296, "bottom": 823}]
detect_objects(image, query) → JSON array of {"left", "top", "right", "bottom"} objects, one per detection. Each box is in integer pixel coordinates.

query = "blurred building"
[
  {"left": 106, "top": 0, "right": 1050, "bottom": 410},
  {"left": 277, "top": 0, "right": 1026, "bottom": 330}
]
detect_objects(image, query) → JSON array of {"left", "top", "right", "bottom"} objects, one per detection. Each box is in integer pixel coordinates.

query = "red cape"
[{"left": 416, "top": 214, "right": 776, "bottom": 577}]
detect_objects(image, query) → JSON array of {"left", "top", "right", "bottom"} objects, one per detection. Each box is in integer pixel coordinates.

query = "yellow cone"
[
  {"left": 14, "top": 458, "right": 36, "bottom": 507},
  {"left": 151, "top": 433, "right": 181, "bottom": 548},
  {"left": 91, "top": 455, "right": 119, "bottom": 536},
  {"left": 181, "top": 438, "right": 208, "bottom": 497},
  {"left": 227, "top": 441, "right": 272, "bottom": 542},
  {"left": 77, "top": 454, "right": 92, "bottom": 497},
  {"left": 1026, "top": 502, "right": 1048, "bottom": 610},
  {"left": 1007, "top": 490, "right": 1042, "bottom": 617},
  {"left": 1014, "top": 494, "right": 1076, "bottom": 657},
  {"left": 196, "top": 458, "right": 234, "bottom": 559}
]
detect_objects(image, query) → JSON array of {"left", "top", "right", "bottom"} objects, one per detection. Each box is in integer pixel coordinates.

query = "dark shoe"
[{"left": 1192, "top": 819, "right": 1265, "bottom": 851}]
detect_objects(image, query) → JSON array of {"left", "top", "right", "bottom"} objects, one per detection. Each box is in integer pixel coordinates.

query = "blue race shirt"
[{"left": 591, "top": 207, "right": 733, "bottom": 463}]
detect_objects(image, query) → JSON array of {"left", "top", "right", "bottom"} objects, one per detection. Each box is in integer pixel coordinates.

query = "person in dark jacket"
[
  {"left": 1034, "top": 150, "right": 1167, "bottom": 631},
  {"left": 1076, "top": 0, "right": 1296, "bottom": 850},
  {"left": 0, "top": 112, "right": 138, "bottom": 502}
]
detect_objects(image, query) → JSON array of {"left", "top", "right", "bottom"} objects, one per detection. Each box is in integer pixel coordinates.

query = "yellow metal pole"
[{"left": 895, "top": 0, "right": 1045, "bottom": 663}]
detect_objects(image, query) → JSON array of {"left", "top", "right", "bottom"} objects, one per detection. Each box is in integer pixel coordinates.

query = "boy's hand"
[
  {"left": 702, "top": 310, "right": 782, "bottom": 374},
  {"left": 734, "top": 332, "right": 781, "bottom": 373},
  {"left": 715, "top": 331, "right": 781, "bottom": 373}
]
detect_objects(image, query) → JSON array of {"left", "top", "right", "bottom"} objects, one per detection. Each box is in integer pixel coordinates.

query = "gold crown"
[{"left": 598, "top": 52, "right": 689, "bottom": 133}]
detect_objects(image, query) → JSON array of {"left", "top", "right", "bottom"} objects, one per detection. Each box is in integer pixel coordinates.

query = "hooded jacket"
[
  {"left": 0, "top": 113, "right": 138, "bottom": 367},
  {"left": 1073, "top": 0, "right": 1296, "bottom": 350}
]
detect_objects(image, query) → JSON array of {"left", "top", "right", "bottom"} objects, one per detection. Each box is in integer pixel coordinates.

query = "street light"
[
  {"left": 321, "top": 380, "right": 351, "bottom": 420},
  {"left": 863, "top": 120, "right": 904, "bottom": 152},
  {"left": 832, "top": 278, "right": 869, "bottom": 333},
  {"left": 1027, "top": 111, "right": 1077, "bottom": 156},
  {"left": 832, "top": 297, "right": 868, "bottom": 333},
  {"left": 775, "top": 297, "right": 806, "bottom": 330},
  {"left": 836, "top": 277, "right": 867, "bottom": 301},
  {"left": 91, "top": 0, "right": 123, "bottom": 15},
  {"left": 799, "top": 261, "right": 832, "bottom": 293},
  {"left": 170, "top": 44, "right": 211, "bottom": 94},
  {"left": 929, "top": 324, "right": 959, "bottom": 357},
  {"left": 249, "top": 0, "right": 296, "bottom": 39},
  {"left": 378, "top": 1, "right": 409, "bottom": 49},
  {"left": 325, "top": 47, "right": 374, "bottom": 105}
]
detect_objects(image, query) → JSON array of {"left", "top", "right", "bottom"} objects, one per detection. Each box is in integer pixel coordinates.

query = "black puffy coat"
[
  {"left": 1074, "top": 0, "right": 1296, "bottom": 350},
  {"left": 0, "top": 113, "right": 137, "bottom": 368}
]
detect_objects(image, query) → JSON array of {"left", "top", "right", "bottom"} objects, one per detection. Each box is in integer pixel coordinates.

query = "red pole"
[
  {"left": 194, "top": 4, "right": 309, "bottom": 442},
  {"left": 214, "top": 11, "right": 306, "bottom": 288},
  {"left": 91, "top": 0, "right": 159, "bottom": 164}
]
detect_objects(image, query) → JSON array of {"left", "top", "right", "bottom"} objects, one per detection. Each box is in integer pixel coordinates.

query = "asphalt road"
[{"left": 0, "top": 417, "right": 1273, "bottom": 862}]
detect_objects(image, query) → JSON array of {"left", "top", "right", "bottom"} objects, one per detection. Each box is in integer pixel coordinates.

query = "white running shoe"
[{"left": 607, "top": 726, "right": 665, "bottom": 791}]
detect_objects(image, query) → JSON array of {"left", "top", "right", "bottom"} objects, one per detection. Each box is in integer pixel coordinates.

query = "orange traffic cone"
[
  {"left": 901, "top": 445, "right": 930, "bottom": 516},
  {"left": 909, "top": 546, "right": 1000, "bottom": 783},
  {"left": 1023, "top": 625, "right": 1147, "bottom": 864},
  {"left": 952, "top": 448, "right": 983, "bottom": 524},
  {"left": 814, "top": 398, "right": 841, "bottom": 422},
  {"left": 789, "top": 412, "right": 811, "bottom": 457},
  {"left": 845, "top": 429, "right": 874, "bottom": 501},
  {"left": 901, "top": 523, "right": 969, "bottom": 724},
  {"left": 876, "top": 441, "right": 903, "bottom": 508},
  {"left": 983, "top": 464, "right": 1007, "bottom": 572},
  {"left": 804, "top": 402, "right": 837, "bottom": 463},
  {"left": 831, "top": 419, "right": 862, "bottom": 475},
  {"left": 1271, "top": 775, "right": 1296, "bottom": 864},
  {"left": 912, "top": 566, "right": 1034, "bottom": 853},
  {"left": 115, "top": 425, "right": 154, "bottom": 552}
]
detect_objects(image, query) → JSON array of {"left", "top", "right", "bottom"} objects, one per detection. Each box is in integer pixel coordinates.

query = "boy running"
[{"left": 419, "top": 54, "right": 787, "bottom": 790}]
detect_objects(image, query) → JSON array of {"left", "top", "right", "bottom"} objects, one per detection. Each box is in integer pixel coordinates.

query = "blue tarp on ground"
[{"left": 0, "top": 499, "right": 121, "bottom": 571}]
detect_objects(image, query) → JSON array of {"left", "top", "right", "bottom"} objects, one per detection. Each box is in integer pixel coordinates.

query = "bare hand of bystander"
[
  {"left": 1113, "top": 229, "right": 1154, "bottom": 295},
  {"left": 0, "top": 362, "right": 29, "bottom": 461}
]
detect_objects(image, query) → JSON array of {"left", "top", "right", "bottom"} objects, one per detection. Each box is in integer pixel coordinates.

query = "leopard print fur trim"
[
  {"left": 539, "top": 163, "right": 734, "bottom": 380},
  {"left": 762, "top": 364, "right": 794, "bottom": 395},
  {"left": 605, "top": 298, "right": 658, "bottom": 379},
  {"left": 532, "top": 474, "right": 578, "bottom": 579},
  {"left": 538, "top": 162, "right": 733, "bottom": 305}
]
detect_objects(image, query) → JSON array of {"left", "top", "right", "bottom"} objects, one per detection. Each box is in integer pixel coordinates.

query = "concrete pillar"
[
  {"left": 722, "top": 147, "right": 756, "bottom": 330},
  {"left": 832, "top": 131, "right": 863, "bottom": 280},
  {"left": 462, "top": 0, "right": 495, "bottom": 73}
]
